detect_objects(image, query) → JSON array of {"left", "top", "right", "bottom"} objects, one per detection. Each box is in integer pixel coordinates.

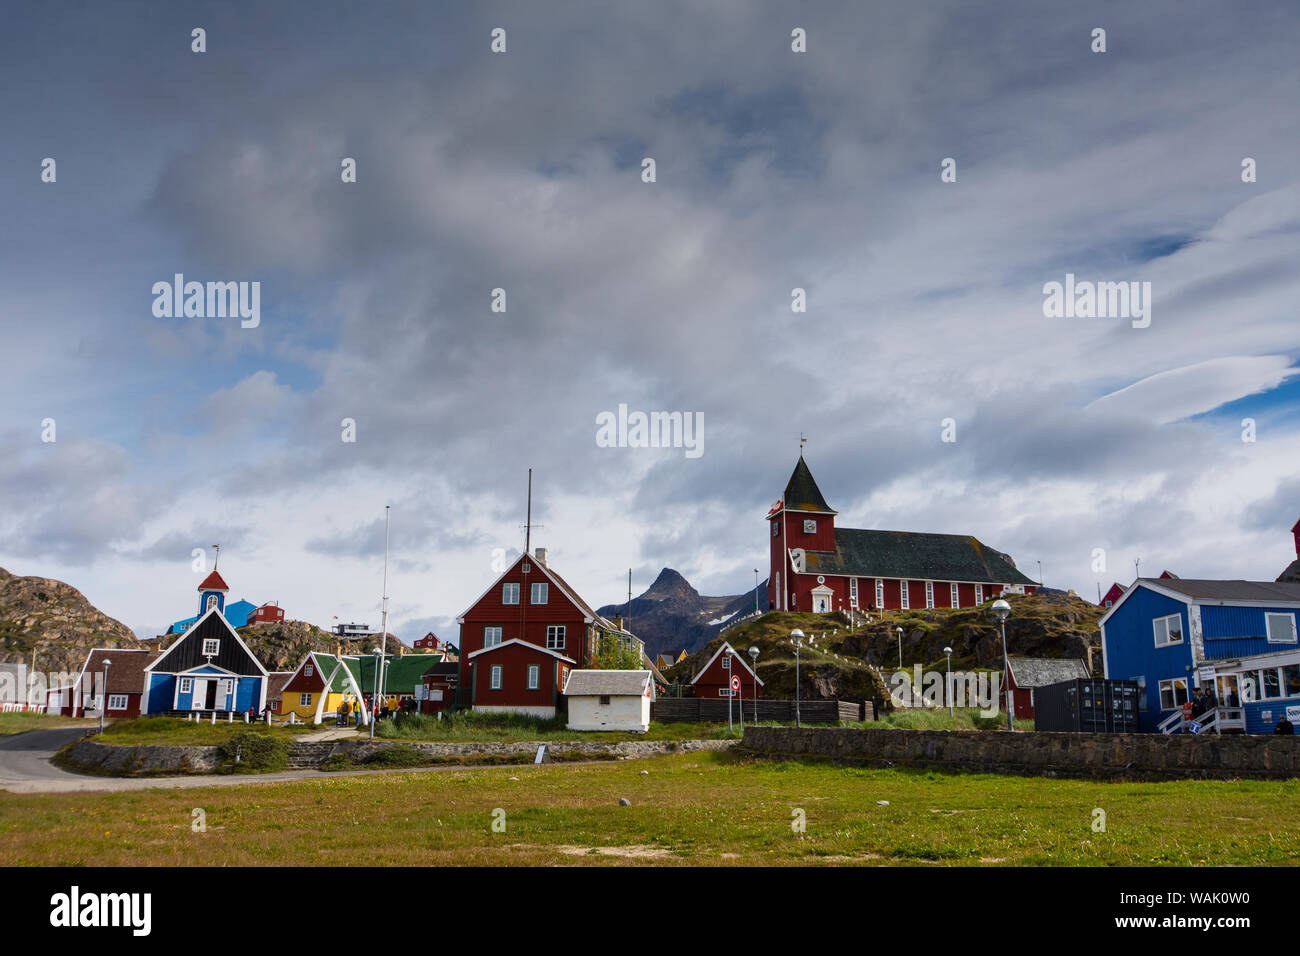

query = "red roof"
[{"left": 197, "top": 570, "right": 229, "bottom": 592}]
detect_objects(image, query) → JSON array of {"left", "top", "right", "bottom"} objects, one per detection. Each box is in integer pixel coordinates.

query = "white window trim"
[
  {"left": 490, "top": 666, "right": 502, "bottom": 690},
  {"left": 849, "top": 578, "right": 858, "bottom": 607},
  {"left": 527, "top": 665, "right": 539, "bottom": 690},
  {"left": 974, "top": 584, "right": 984, "bottom": 605},
  {"left": 484, "top": 626, "right": 503, "bottom": 648},
  {"left": 304, "top": 664, "right": 313, "bottom": 677},
  {"left": 900, "top": 581, "right": 910, "bottom": 610},
  {"left": 202, "top": 638, "right": 220, "bottom": 656},
  {"left": 950, "top": 583, "right": 959, "bottom": 607},
  {"left": 803, "top": 519, "right": 816, "bottom": 534},
  {"left": 547, "top": 625, "right": 566, "bottom": 650},
  {"left": 179, "top": 678, "right": 193, "bottom": 693},
  {"left": 1266, "top": 612, "right": 1298, "bottom": 644},
  {"left": 1158, "top": 677, "right": 1188, "bottom": 711},
  {"left": 299, "top": 692, "right": 312, "bottom": 706},
  {"left": 925, "top": 581, "right": 934, "bottom": 609},
  {"left": 531, "top": 582, "right": 548, "bottom": 605},
  {"left": 502, "top": 582, "right": 520, "bottom": 605},
  {"left": 1153, "top": 613, "right": 1184, "bottom": 648},
  {"left": 875, "top": 579, "right": 884, "bottom": 609},
  {"left": 107, "top": 695, "right": 128, "bottom": 711}
]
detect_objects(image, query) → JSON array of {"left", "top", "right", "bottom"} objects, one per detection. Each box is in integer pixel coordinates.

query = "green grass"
[
  {"left": 856, "top": 708, "right": 1036, "bottom": 732},
  {"left": 0, "top": 712, "right": 88, "bottom": 736},
  {"left": 92, "top": 716, "right": 315, "bottom": 746},
  {"left": 373, "top": 711, "right": 739, "bottom": 742},
  {"left": 2, "top": 750, "right": 1297, "bottom": 866}
]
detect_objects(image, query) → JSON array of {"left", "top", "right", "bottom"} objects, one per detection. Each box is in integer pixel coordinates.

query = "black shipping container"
[{"left": 1033, "top": 678, "right": 1140, "bottom": 733}]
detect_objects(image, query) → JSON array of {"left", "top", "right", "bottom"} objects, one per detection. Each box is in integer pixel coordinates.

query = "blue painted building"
[
  {"left": 1101, "top": 578, "right": 1300, "bottom": 733},
  {"left": 144, "top": 572, "right": 270, "bottom": 714}
]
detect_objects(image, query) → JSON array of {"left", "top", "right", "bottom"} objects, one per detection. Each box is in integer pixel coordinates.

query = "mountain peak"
[{"left": 645, "top": 568, "right": 700, "bottom": 601}]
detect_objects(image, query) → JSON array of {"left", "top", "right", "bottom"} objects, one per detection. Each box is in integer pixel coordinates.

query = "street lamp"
[
  {"left": 991, "top": 599, "right": 1013, "bottom": 731},
  {"left": 748, "top": 646, "right": 760, "bottom": 727},
  {"left": 754, "top": 569, "right": 760, "bottom": 615},
  {"left": 790, "top": 629, "right": 804, "bottom": 728},
  {"left": 100, "top": 659, "right": 111, "bottom": 733},
  {"left": 943, "top": 646, "right": 953, "bottom": 717},
  {"left": 895, "top": 626, "right": 903, "bottom": 671}
]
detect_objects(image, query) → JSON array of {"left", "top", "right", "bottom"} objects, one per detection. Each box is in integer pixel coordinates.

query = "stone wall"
[
  {"left": 288, "top": 737, "right": 733, "bottom": 769},
  {"left": 62, "top": 739, "right": 224, "bottom": 774},
  {"left": 738, "top": 726, "right": 1300, "bottom": 780}
]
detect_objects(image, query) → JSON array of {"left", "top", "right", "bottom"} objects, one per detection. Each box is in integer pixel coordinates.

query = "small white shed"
[{"left": 564, "top": 670, "right": 655, "bottom": 732}]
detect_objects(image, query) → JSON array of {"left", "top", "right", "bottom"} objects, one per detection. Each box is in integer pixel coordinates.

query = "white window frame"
[
  {"left": 1158, "top": 677, "right": 1188, "bottom": 711},
  {"left": 1266, "top": 612, "right": 1297, "bottom": 644},
  {"left": 107, "top": 695, "right": 128, "bottom": 711},
  {"left": 803, "top": 519, "right": 817, "bottom": 534},
  {"left": 547, "top": 625, "right": 566, "bottom": 650},
  {"left": 875, "top": 579, "right": 884, "bottom": 609},
  {"left": 849, "top": 578, "right": 858, "bottom": 607},
  {"left": 304, "top": 664, "right": 313, "bottom": 677},
  {"left": 925, "top": 581, "right": 934, "bottom": 609},
  {"left": 531, "top": 582, "right": 548, "bottom": 605},
  {"left": 950, "top": 583, "right": 959, "bottom": 607},
  {"left": 900, "top": 581, "right": 910, "bottom": 610},
  {"left": 974, "top": 584, "right": 984, "bottom": 605},
  {"left": 1153, "top": 613, "right": 1184, "bottom": 648},
  {"left": 502, "top": 582, "right": 520, "bottom": 605},
  {"left": 490, "top": 666, "right": 502, "bottom": 690},
  {"left": 527, "top": 665, "right": 539, "bottom": 690},
  {"left": 202, "top": 638, "right": 220, "bottom": 656},
  {"left": 179, "top": 678, "right": 193, "bottom": 694},
  {"left": 206, "top": 594, "right": 218, "bottom": 611},
  {"left": 484, "top": 626, "right": 503, "bottom": 648},
  {"left": 299, "top": 692, "right": 312, "bottom": 706}
]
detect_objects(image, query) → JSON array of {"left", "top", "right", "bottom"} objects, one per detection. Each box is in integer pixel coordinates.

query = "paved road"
[{"left": 0, "top": 728, "right": 525, "bottom": 794}]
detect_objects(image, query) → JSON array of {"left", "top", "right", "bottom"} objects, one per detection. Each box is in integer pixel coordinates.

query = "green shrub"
[
  {"left": 217, "top": 732, "right": 289, "bottom": 772},
  {"left": 360, "top": 745, "right": 429, "bottom": 768}
]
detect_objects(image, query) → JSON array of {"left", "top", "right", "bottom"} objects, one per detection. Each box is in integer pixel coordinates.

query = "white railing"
[
  {"left": 1159, "top": 706, "right": 1247, "bottom": 734},
  {"left": 718, "top": 610, "right": 762, "bottom": 635}
]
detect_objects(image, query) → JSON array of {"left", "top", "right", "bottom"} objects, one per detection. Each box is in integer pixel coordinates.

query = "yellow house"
[{"left": 278, "top": 652, "right": 369, "bottom": 725}]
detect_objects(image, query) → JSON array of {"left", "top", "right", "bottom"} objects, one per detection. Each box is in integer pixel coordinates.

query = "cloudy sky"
[{"left": 2, "top": 1, "right": 1298, "bottom": 642}]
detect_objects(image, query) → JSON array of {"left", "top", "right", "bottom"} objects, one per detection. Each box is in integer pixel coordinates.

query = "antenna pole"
[
  {"left": 525, "top": 469, "right": 532, "bottom": 558},
  {"left": 371, "top": 505, "right": 390, "bottom": 740},
  {"left": 627, "top": 569, "right": 632, "bottom": 638}
]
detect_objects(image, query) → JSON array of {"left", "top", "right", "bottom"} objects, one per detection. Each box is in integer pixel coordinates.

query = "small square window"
[
  {"left": 179, "top": 678, "right": 193, "bottom": 693},
  {"left": 803, "top": 519, "right": 816, "bottom": 534},
  {"left": 304, "top": 664, "right": 313, "bottom": 677},
  {"left": 599, "top": 695, "right": 611, "bottom": 705},
  {"left": 1266, "top": 612, "right": 1297, "bottom": 644},
  {"left": 202, "top": 638, "right": 220, "bottom": 656}
]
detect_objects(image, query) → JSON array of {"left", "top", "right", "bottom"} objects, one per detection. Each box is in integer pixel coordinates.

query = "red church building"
[
  {"left": 456, "top": 547, "right": 642, "bottom": 718},
  {"left": 767, "top": 456, "right": 1037, "bottom": 614}
]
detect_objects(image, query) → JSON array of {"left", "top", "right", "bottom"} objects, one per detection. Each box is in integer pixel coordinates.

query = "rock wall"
[
  {"left": 63, "top": 739, "right": 224, "bottom": 774},
  {"left": 739, "top": 726, "right": 1300, "bottom": 780},
  {"left": 288, "top": 737, "right": 734, "bottom": 769}
]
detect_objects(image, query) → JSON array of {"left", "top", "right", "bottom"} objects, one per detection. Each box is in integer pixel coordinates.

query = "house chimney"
[
  {"left": 612, "top": 614, "right": 623, "bottom": 631},
  {"left": 535, "top": 547, "right": 547, "bottom": 567}
]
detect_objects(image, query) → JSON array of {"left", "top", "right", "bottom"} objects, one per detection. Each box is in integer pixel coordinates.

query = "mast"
[{"left": 378, "top": 505, "right": 390, "bottom": 723}]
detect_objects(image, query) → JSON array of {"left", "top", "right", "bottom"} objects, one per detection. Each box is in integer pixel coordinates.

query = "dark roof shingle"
[{"left": 804, "top": 528, "right": 1036, "bottom": 585}]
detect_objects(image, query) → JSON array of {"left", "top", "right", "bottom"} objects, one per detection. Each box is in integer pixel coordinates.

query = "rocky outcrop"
[
  {"left": 0, "top": 567, "right": 144, "bottom": 675},
  {"left": 61, "top": 739, "right": 223, "bottom": 774}
]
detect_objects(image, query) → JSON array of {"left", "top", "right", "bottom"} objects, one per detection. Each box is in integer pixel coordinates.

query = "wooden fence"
[{"left": 651, "top": 697, "right": 873, "bottom": 724}]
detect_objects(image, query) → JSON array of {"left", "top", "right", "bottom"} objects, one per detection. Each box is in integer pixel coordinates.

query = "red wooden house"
[
  {"left": 250, "top": 603, "right": 285, "bottom": 624},
  {"left": 767, "top": 456, "right": 1037, "bottom": 614},
  {"left": 58, "top": 648, "right": 159, "bottom": 718},
  {"left": 414, "top": 632, "right": 442, "bottom": 652},
  {"left": 690, "top": 641, "right": 763, "bottom": 700},
  {"left": 456, "top": 547, "right": 640, "bottom": 718}
]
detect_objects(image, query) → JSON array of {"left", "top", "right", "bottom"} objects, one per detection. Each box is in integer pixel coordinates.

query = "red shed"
[
  {"left": 689, "top": 641, "right": 763, "bottom": 700},
  {"left": 1003, "top": 656, "right": 1091, "bottom": 720}
]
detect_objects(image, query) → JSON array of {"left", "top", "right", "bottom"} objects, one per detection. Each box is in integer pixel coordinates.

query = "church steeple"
[
  {"left": 783, "top": 456, "right": 836, "bottom": 515},
  {"left": 197, "top": 569, "right": 229, "bottom": 617}
]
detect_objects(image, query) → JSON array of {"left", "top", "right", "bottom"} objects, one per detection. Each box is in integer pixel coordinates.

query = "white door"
[{"left": 191, "top": 679, "right": 207, "bottom": 710}]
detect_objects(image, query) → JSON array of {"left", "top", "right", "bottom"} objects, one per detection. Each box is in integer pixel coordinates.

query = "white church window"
[
  {"left": 950, "top": 583, "right": 959, "bottom": 607},
  {"left": 202, "top": 638, "right": 220, "bottom": 656},
  {"left": 925, "top": 582, "right": 934, "bottom": 608},
  {"left": 900, "top": 581, "right": 910, "bottom": 610},
  {"left": 849, "top": 579, "right": 858, "bottom": 607},
  {"left": 875, "top": 579, "right": 884, "bottom": 609},
  {"left": 974, "top": 585, "right": 984, "bottom": 605},
  {"left": 206, "top": 595, "right": 218, "bottom": 611}
]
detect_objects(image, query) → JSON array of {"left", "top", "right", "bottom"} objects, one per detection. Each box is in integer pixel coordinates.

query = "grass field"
[
  {"left": 0, "top": 712, "right": 88, "bottom": 736},
  {"left": 2, "top": 750, "right": 1297, "bottom": 866},
  {"left": 858, "top": 708, "right": 1036, "bottom": 732}
]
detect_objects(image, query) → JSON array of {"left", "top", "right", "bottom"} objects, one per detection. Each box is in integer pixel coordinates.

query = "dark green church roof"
[
  {"left": 803, "top": 528, "right": 1036, "bottom": 586},
  {"left": 783, "top": 456, "right": 836, "bottom": 514}
]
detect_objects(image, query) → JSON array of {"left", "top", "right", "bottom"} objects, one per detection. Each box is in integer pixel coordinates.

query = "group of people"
[{"left": 335, "top": 696, "right": 406, "bottom": 726}]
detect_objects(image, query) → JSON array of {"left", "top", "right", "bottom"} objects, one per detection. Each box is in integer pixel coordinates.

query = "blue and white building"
[{"left": 1101, "top": 577, "right": 1300, "bottom": 733}]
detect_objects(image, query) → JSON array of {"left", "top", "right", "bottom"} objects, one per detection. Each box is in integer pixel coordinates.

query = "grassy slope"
[
  {"left": 1, "top": 751, "right": 1296, "bottom": 866},
  {"left": 90, "top": 716, "right": 316, "bottom": 746},
  {"left": 0, "top": 712, "right": 88, "bottom": 736}
]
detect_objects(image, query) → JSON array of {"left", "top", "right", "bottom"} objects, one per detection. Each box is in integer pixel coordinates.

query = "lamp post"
[
  {"left": 368, "top": 649, "right": 386, "bottom": 741},
  {"left": 791, "top": 629, "right": 804, "bottom": 728},
  {"left": 748, "top": 646, "right": 760, "bottom": 727},
  {"left": 754, "top": 569, "right": 760, "bottom": 616},
  {"left": 991, "top": 599, "right": 1013, "bottom": 731},
  {"left": 895, "top": 626, "right": 903, "bottom": 671},
  {"left": 100, "top": 659, "right": 111, "bottom": 733},
  {"left": 943, "top": 646, "right": 953, "bottom": 717}
]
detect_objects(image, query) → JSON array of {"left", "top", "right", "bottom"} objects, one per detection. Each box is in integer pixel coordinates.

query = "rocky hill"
[
  {"left": 666, "top": 591, "right": 1103, "bottom": 703},
  {"left": 597, "top": 568, "right": 763, "bottom": 660},
  {"left": 0, "top": 567, "right": 146, "bottom": 675}
]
